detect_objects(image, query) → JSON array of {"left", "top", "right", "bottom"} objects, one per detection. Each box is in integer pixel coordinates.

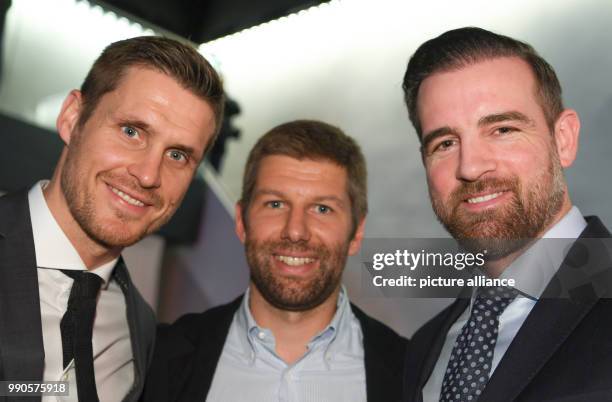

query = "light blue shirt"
[
  {"left": 423, "top": 206, "right": 588, "bottom": 402},
  {"left": 206, "top": 287, "right": 366, "bottom": 402}
]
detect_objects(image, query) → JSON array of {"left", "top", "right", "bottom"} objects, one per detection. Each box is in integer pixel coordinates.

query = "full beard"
[
  {"left": 245, "top": 238, "right": 348, "bottom": 312},
  {"left": 431, "top": 150, "right": 566, "bottom": 260}
]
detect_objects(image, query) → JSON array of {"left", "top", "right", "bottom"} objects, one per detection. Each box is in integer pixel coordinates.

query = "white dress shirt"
[
  {"left": 423, "top": 207, "right": 587, "bottom": 402},
  {"left": 28, "top": 181, "right": 134, "bottom": 402},
  {"left": 206, "top": 287, "right": 367, "bottom": 402}
]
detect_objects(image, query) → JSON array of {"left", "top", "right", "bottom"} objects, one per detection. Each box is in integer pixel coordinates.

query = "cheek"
[
  {"left": 160, "top": 168, "right": 195, "bottom": 201},
  {"left": 311, "top": 219, "right": 352, "bottom": 245},
  {"left": 76, "top": 141, "right": 129, "bottom": 175},
  {"left": 247, "top": 214, "right": 283, "bottom": 239},
  {"left": 427, "top": 165, "right": 455, "bottom": 198},
  {"left": 500, "top": 142, "right": 550, "bottom": 180}
]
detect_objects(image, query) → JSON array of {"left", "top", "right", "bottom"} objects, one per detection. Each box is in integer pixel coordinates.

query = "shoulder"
[
  {"left": 0, "top": 189, "right": 28, "bottom": 208},
  {"left": 350, "top": 302, "right": 408, "bottom": 355},
  {"left": 157, "top": 296, "right": 243, "bottom": 347},
  {"left": 0, "top": 190, "right": 30, "bottom": 236},
  {"left": 143, "top": 298, "right": 242, "bottom": 402},
  {"left": 582, "top": 216, "right": 611, "bottom": 238},
  {"left": 351, "top": 303, "right": 405, "bottom": 339}
]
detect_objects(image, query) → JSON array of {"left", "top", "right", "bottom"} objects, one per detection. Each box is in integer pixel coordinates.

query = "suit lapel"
[
  {"left": 113, "top": 258, "right": 153, "bottom": 402},
  {"left": 415, "top": 292, "right": 470, "bottom": 401},
  {"left": 481, "top": 296, "right": 596, "bottom": 402},
  {"left": 0, "top": 192, "right": 45, "bottom": 389},
  {"left": 480, "top": 216, "right": 611, "bottom": 402},
  {"left": 173, "top": 298, "right": 241, "bottom": 402},
  {"left": 350, "top": 304, "right": 408, "bottom": 402}
]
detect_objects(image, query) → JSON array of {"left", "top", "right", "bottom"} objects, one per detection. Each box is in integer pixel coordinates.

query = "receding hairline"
[
  {"left": 415, "top": 55, "right": 548, "bottom": 139},
  {"left": 80, "top": 64, "right": 219, "bottom": 132}
]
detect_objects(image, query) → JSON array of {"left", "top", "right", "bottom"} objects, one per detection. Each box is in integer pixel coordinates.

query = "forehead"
[
  {"left": 417, "top": 57, "right": 544, "bottom": 131},
  {"left": 97, "top": 66, "right": 216, "bottom": 156},
  {"left": 254, "top": 155, "right": 349, "bottom": 196}
]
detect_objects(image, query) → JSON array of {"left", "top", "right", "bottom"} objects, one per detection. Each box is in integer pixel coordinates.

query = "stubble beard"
[
  {"left": 245, "top": 238, "right": 349, "bottom": 312},
  {"left": 60, "top": 133, "right": 167, "bottom": 249},
  {"left": 431, "top": 148, "right": 566, "bottom": 260}
]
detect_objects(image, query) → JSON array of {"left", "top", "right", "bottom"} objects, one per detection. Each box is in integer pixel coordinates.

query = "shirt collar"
[
  {"left": 499, "top": 206, "right": 587, "bottom": 299},
  {"left": 28, "top": 180, "right": 117, "bottom": 286},
  {"left": 236, "top": 286, "right": 350, "bottom": 362}
]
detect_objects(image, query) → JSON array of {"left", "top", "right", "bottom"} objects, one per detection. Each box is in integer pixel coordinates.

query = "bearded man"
[
  {"left": 0, "top": 36, "right": 224, "bottom": 402},
  {"left": 401, "top": 27, "right": 612, "bottom": 402},
  {"left": 143, "top": 120, "right": 407, "bottom": 402}
]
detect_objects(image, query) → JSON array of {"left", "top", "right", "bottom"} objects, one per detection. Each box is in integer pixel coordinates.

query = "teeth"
[
  {"left": 276, "top": 255, "right": 315, "bottom": 266},
  {"left": 467, "top": 192, "right": 503, "bottom": 204},
  {"left": 110, "top": 187, "right": 145, "bottom": 207}
]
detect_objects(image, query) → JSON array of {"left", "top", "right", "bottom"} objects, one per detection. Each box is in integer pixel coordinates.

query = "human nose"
[
  {"left": 457, "top": 137, "right": 497, "bottom": 182},
  {"left": 127, "top": 151, "right": 163, "bottom": 188},
  {"left": 281, "top": 207, "right": 311, "bottom": 243}
]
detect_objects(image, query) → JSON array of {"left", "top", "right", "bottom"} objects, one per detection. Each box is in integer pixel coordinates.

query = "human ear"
[
  {"left": 553, "top": 109, "right": 580, "bottom": 168},
  {"left": 56, "top": 90, "right": 83, "bottom": 146}
]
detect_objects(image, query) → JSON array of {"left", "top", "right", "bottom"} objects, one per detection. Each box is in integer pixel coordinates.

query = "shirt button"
[{"left": 258, "top": 331, "right": 265, "bottom": 340}]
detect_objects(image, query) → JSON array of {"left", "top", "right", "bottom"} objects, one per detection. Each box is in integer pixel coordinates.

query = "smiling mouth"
[
  {"left": 466, "top": 191, "right": 505, "bottom": 204},
  {"left": 275, "top": 255, "right": 316, "bottom": 266},
  {"left": 109, "top": 186, "right": 146, "bottom": 207}
]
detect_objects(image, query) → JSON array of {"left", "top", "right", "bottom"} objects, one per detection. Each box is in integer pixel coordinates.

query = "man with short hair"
[
  {"left": 143, "top": 120, "right": 407, "bottom": 402},
  {"left": 0, "top": 36, "right": 224, "bottom": 402},
  {"left": 401, "top": 27, "right": 612, "bottom": 402}
]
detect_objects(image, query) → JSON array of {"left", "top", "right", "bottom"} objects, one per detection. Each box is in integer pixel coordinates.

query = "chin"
[{"left": 86, "top": 221, "right": 151, "bottom": 249}]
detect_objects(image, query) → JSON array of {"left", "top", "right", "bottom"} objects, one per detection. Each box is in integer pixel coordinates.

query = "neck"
[
  {"left": 484, "top": 196, "right": 573, "bottom": 278},
  {"left": 248, "top": 284, "right": 340, "bottom": 364},
  {"left": 43, "top": 176, "right": 121, "bottom": 269}
]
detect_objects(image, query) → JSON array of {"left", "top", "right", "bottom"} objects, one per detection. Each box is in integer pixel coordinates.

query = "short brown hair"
[
  {"left": 403, "top": 27, "right": 563, "bottom": 139},
  {"left": 78, "top": 36, "right": 224, "bottom": 154},
  {"left": 240, "top": 120, "right": 367, "bottom": 236}
]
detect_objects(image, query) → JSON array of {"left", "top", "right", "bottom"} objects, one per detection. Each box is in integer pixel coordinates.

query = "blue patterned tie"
[{"left": 439, "top": 286, "right": 519, "bottom": 402}]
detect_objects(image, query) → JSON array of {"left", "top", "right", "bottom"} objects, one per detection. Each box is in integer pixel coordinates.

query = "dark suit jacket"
[
  {"left": 143, "top": 296, "right": 408, "bottom": 402},
  {"left": 404, "top": 216, "right": 612, "bottom": 402},
  {"left": 0, "top": 190, "right": 156, "bottom": 402}
]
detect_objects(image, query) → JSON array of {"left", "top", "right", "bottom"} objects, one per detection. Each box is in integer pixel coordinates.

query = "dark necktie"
[
  {"left": 60, "top": 270, "right": 103, "bottom": 402},
  {"left": 439, "top": 286, "right": 519, "bottom": 402}
]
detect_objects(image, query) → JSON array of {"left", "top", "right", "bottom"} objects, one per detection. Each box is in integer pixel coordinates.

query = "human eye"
[
  {"left": 265, "top": 200, "right": 284, "bottom": 209},
  {"left": 493, "top": 126, "right": 518, "bottom": 136},
  {"left": 121, "top": 125, "right": 139, "bottom": 139},
  {"left": 314, "top": 204, "right": 333, "bottom": 214},
  {"left": 166, "top": 149, "right": 188, "bottom": 164},
  {"left": 430, "top": 138, "right": 457, "bottom": 154}
]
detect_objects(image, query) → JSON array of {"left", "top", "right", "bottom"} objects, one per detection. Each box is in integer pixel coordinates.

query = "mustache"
[
  {"left": 250, "top": 239, "right": 329, "bottom": 256},
  {"left": 449, "top": 177, "right": 519, "bottom": 204},
  {"left": 101, "top": 172, "right": 163, "bottom": 207}
]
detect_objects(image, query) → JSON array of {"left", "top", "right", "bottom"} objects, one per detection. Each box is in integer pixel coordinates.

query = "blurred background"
[{"left": 1, "top": 0, "right": 611, "bottom": 336}]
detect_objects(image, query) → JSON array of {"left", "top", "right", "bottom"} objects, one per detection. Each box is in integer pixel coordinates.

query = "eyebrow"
[
  {"left": 118, "top": 116, "right": 152, "bottom": 132},
  {"left": 477, "top": 111, "right": 535, "bottom": 127},
  {"left": 312, "top": 195, "right": 347, "bottom": 207},
  {"left": 254, "top": 189, "right": 347, "bottom": 207},
  {"left": 253, "top": 189, "right": 285, "bottom": 198}
]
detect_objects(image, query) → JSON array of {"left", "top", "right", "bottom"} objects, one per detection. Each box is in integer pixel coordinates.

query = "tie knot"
[
  {"left": 473, "top": 286, "right": 518, "bottom": 317},
  {"left": 62, "top": 270, "right": 103, "bottom": 298}
]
